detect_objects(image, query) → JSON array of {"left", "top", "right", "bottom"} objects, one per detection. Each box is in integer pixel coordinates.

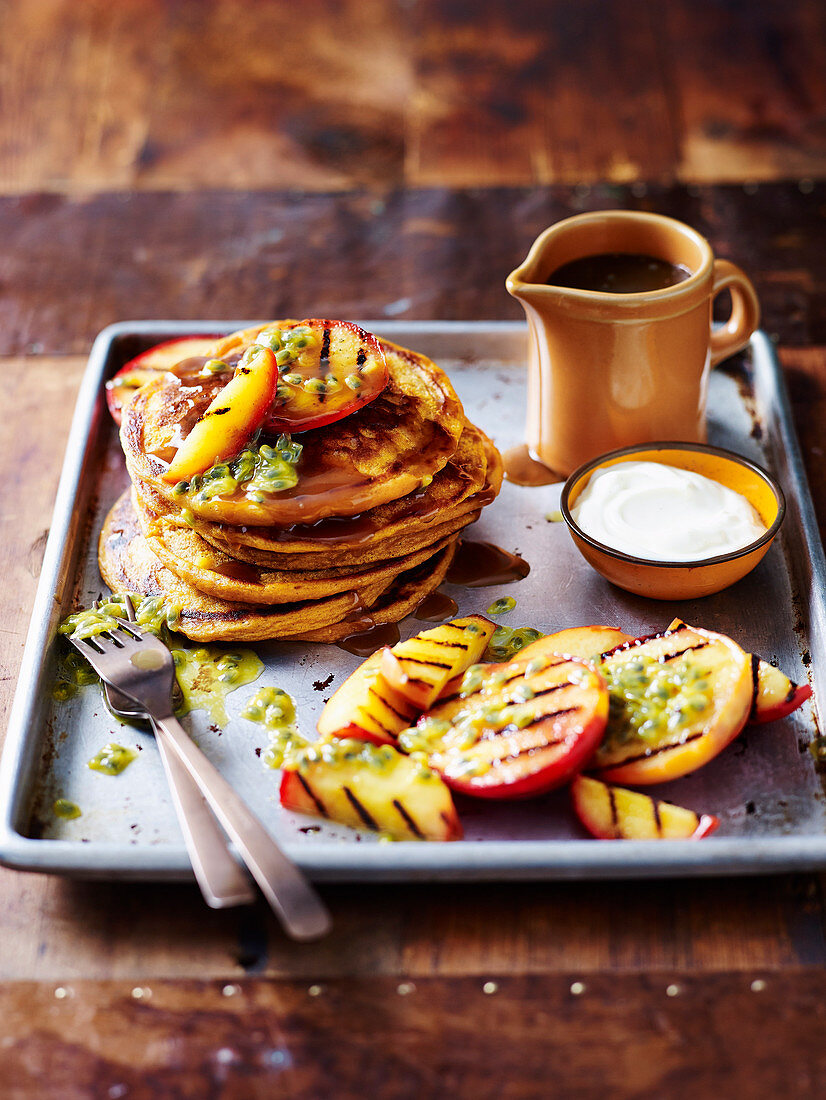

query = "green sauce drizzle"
[
  {"left": 180, "top": 435, "right": 303, "bottom": 505},
  {"left": 59, "top": 593, "right": 181, "bottom": 640},
  {"left": 87, "top": 743, "right": 138, "bottom": 776},
  {"left": 171, "top": 647, "right": 264, "bottom": 726}
]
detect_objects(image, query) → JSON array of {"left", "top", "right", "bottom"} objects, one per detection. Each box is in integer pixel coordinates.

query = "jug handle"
[{"left": 710, "top": 259, "right": 761, "bottom": 367}]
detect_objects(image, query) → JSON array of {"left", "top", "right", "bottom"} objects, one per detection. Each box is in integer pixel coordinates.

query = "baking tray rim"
[{"left": 1, "top": 321, "right": 825, "bottom": 882}]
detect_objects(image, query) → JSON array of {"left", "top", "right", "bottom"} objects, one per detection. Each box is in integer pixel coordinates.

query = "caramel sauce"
[
  {"left": 219, "top": 475, "right": 459, "bottom": 548},
  {"left": 337, "top": 622, "right": 401, "bottom": 656},
  {"left": 211, "top": 560, "right": 261, "bottom": 584},
  {"left": 502, "top": 444, "right": 561, "bottom": 487},
  {"left": 446, "top": 540, "right": 530, "bottom": 587},
  {"left": 414, "top": 590, "right": 459, "bottom": 621}
]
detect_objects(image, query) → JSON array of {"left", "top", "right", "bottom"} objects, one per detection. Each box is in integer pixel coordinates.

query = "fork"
[
  {"left": 70, "top": 620, "right": 331, "bottom": 941},
  {"left": 95, "top": 601, "right": 256, "bottom": 910}
]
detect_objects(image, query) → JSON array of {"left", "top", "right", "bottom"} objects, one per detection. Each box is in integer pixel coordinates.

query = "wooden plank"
[
  {"left": 409, "top": 0, "right": 679, "bottom": 187},
  {"left": 0, "top": 0, "right": 407, "bottom": 195},
  {"left": 2, "top": 0, "right": 825, "bottom": 194},
  {"left": 2, "top": 972, "right": 826, "bottom": 1097},
  {"left": 0, "top": 183, "right": 822, "bottom": 358},
  {"left": 666, "top": 0, "right": 826, "bottom": 183}
]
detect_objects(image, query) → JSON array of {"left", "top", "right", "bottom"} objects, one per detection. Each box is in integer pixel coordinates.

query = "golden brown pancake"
[
  {"left": 132, "top": 424, "right": 499, "bottom": 571},
  {"left": 122, "top": 333, "right": 466, "bottom": 528},
  {"left": 99, "top": 491, "right": 392, "bottom": 641},
  {"left": 101, "top": 323, "right": 502, "bottom": 644},
  {"left": 284, "top": 542, "right": 458, "bottom": 643},
  {"left": 134, "top": 488, "right": 458, "bottom": 606},
  {"left": 100, "top": 490, "right": 459, "bottom": 643}
]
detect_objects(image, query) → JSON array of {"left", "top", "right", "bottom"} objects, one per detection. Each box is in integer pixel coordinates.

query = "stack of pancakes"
[{"left": 100, "top": 323, "right": 502, "bottom": 642}]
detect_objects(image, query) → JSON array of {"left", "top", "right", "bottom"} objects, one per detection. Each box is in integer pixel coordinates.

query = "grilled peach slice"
[
  {"left": 405, "top": 654, "right": 609, "bottom": 799},
  {"left": 571, "top": 775, "right": 719, "bottom": 840},
  {"left": 593, "top": 622, "right": 753, "bottom": 785},
  {"left": 279, "top": 737, "right": 462, "bottom": 841},
  {"left": 750, "top": 659, "right": 812, "bottom": 723},
  {"left": 516, "top": 625, "right": 633, "bottom": 665},
  {"left": 317, "top": 651, "right": 423, "bottom": 742},
  {"left": 263, "top": 320, "right": 389, "bottom": 434},
  {"left": 318, "top": 617, "right": 495, "bottom": 742},
  {"left": 665, "top": 618, "right": 811, "bottom": 725},
  {"left": 106, "top": 336, "right": 220, "bottom": 425},
  {"left": 163, "top": 344, "right": 279, "bottom": 483},
  {"left": 380, "top": 615, "right": 495, "bottom": 710}
]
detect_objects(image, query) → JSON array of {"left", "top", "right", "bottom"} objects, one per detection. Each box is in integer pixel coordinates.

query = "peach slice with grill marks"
[
  {"left": 163, "top": 344, "right": 279, "bottom": 483},
  {"left": 571, "top": 775, "right": 719, "bottom": 840},
  {"left": 408, "top": 653, "right": 609, "bottom": 799},
  {"left": 318, "top": 617, "right": 495, "bottom": 743},
  {"left": 106, "top": 335, "right": 221, "bottom": 425},
  {"left": 279, "top": 738, "right": 462, "bottom": 841},
  {"left": 379, "top": 615, "right": 495, "bottom": 711},
  {"left": 592, "top": 622, "right": 753, "bottom": 785},
  {"left": 665, "top": 618, "right": 811, "bottom": 726}
]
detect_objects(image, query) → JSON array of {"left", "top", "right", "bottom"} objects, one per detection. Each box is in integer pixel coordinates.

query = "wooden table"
[{"left": 2, "top": 1, "right": 826, "bottom": 1095}]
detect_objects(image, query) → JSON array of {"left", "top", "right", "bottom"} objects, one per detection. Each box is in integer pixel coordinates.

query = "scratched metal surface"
[{"left": 1, "top": 322, "right": 824, "bottom": 881}]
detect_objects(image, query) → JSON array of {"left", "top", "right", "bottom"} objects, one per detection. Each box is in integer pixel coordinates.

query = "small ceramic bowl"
[{"left": 560, "top": 442, "right": 785, "bottom": 600}]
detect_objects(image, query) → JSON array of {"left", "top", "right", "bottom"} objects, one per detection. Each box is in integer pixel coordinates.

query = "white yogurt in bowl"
[{"left": 570, "top": 460, "right": 767, "bottom": 562}]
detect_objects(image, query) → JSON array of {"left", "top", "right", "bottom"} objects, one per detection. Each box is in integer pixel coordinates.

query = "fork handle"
[
  {"left": 153, "top": 726, "right": 257, "bottom": 909},
  {"left": 150, "top": 712, "right": 332, "bottom": 941}
]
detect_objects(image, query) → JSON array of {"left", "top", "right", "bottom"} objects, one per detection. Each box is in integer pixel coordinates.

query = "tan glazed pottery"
[{"left": 506, "top": 210, "right": 761, "bottom": 477}]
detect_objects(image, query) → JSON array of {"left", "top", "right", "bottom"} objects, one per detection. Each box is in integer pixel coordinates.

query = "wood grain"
[
  {"left": 0, "top": 0, "right": 824, "bottom": 194},
  {"left": 3, "top": 973, "right": 826, "bottom": 1098},
  {"left": 0, "top": 182, "right": 822, "bottom": 358}
]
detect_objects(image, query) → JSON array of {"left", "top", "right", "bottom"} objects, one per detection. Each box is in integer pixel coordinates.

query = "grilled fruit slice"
[
  {"left": 380, "top": 615, "right": 496, "bottom": 710},
  {"left": 279, "top": 737, "right": 462, "bottom": 841},
  {"left": 665, "top": 618, "right": 811, "bottom": 725},
  {"left": 404, "top": 654, "right": 609, "bottom": 799},
  {"left": 516, "top": 625, "right": 633, "bottom": 665},
  {"left": 163, "top": 345, "right": 279, "bottom": 483},
  {"left": 593, "top": 622, "right": 753, "bottom": 785},
  {"left": 571, "top": 775, "right": 719, "bottom": 840},
  {"left": 750, "top": 658, "right": 812, "bottom": 723},
  {"left": 318, "top": 617, "right": 495, "bottom": 743},
  {"left": 106, "top": 336, "right": 220, "bottom": 425},
  {"left": 317, "top": 650, "right": 419, "bottom": 742},
  {"left": 262, "top": 319, "right": 388, "bottom": 434}
]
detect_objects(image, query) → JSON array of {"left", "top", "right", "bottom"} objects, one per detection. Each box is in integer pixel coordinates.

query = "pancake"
[
  {"left": 286, "top": 542, "right": 458, "bottom": 643},
  {"left": 100, "top": 322, "right": 503, "bottom": 645},
  {"left": 100, "top": 490, "right": 461, "bottom": 643},
  {"left": 122, "top": 332, "right": 466, "bottom": 528},
  {"left": 132, "top": 424, "right": 499, "bottom": 570},
  {"left": 134, "top": 488, "right": 458, "bottom": 606},
  {"left": 100, "top": 491, "right": 394, "bottom": 641}
]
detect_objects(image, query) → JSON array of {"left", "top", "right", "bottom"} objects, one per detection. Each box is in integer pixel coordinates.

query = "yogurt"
[{"left": 570, "top": 460, "right": 767, "bottom": 562}]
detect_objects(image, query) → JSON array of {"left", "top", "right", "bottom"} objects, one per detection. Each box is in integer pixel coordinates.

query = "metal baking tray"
[{"left": 1, "top": 322, "right": 824, "bottom": 882}]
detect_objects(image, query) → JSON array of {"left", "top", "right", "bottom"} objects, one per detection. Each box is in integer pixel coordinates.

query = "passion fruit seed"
[
  {"left": 600, "top": 654, "right": 714, "bottom": 749},
  {"left": 202, "top": 359, "right": 229, "bottom": 375},
  {"left": 344, "top": 374, "right": 362, "bottom": 391},
  {"left": 88, "top": 743, "right": 138, "bottom": 776},
  {"left": 53, "top": 799, "right": 82, "bottom": 820},
  {"left": 484, "top": 625, "right": 544, "bottom": 661},
  {"left": 190, "top": 435, "right": 303, "bottom": 504},
  {"left": 487, "top": 596, "right": 516, "bottom": 616}
]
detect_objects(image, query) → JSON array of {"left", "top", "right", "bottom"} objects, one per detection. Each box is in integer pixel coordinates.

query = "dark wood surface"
[
  {"left": 4, "top": 972, "right": 826, "bottom": 1098},
  {"left": 3, "top": 0, "right": 826, "bottom": 1095}
]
